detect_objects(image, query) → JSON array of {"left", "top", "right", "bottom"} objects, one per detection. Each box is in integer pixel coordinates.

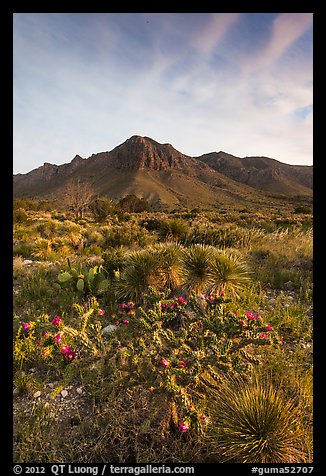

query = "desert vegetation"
[{"left": 13, "top": 197, "right": 313, "bottom": 463}]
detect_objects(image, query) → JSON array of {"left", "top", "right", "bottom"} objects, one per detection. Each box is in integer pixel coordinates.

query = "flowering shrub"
[
  {"left": 14, "top": 289, "right": 281, "bottom": 439},
  {"left": 14, "top": 298, "right": 106, "bottom": 370},
  {"left": 100, "top": 290, "right": 282, "bottom": 437}
]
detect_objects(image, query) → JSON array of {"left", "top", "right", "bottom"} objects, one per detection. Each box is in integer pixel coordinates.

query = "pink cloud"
[
  {"left": 191, "top": 13, "right": 241, "bottom": 56},
  {"left": 259, "top": 13, "right": 312, "bottom": 68}
]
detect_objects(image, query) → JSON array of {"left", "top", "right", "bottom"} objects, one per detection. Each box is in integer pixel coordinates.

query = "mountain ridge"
[{"left": 13, "top": 135, "right": 312, "bottom": 210}]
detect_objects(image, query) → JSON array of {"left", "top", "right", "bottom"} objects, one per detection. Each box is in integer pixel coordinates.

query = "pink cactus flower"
[
  {"left": 178, "top": 422, "right": 189, "bottom": 432},
  {"left": 178, "top": 297, "right": 187, "bottom": 304},
  {"left": 220, "top": 290, "right": 225, "bottom": 296},
  {"left": 265, "top": 324, "right": 272, "bottom": 332},
  {"left": 179, "top": 361, "right": 187, "bottom": 368},
  {"left": 54, "top": 332, "right": 61, "bottom": 343},
  {"left": 161, "top": 359, "right": 169, "bottom": 368},
  {"left": 64, "top": 349, "right": 76, "bottom": 362},
  {"left": 51, "top": 316, "right": 62, "bottom": 326},
  {"left": 128, "top": 302, "right": 134, "bottom": 309},
  {"left": 240, "top": 320, "right": 246, "bottom": 326},
  {"left": 255, "top": 314, "right": 261, "bottom": 320},
  {"left": 246, "top": 312, "right": 255, "bottom": 320},
  {"left": 120, "top": 303, "right": 126, "bottom": 309},
  {"left": 200, "top": 415, "right": 208, "bottom": 422},
  {"left": 23, "top": 322, "right": 33, "bottom": 331},
  {"left": 122, "top": 319, "right": 129, "bottom": 325},
  {"left": 60, "top": 345, "right": 71, "bottom": 355},
  {"left": 98, "top": 309, "right": 105, "bottom": 316},
  {"left": 115, "top": 321, "right": 120, "bottom": 326},
  {"left": 259, "top": 332, "right": 267, "bottom": 339}
]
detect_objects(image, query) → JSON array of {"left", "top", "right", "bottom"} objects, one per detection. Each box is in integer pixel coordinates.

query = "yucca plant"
[
  {"left": 209, "top": 250, "right": 251, "bottom": 297},
  {"left": 207, "top": 372, "right": 305, "bottom": 463},
  {"left": 180, "top": 244, "right": 215, "bottom": 294},
  {"left": 31, "top": 238, "right": 53, "bottom": 260},
  {"left": 152, "top": 242, "right": 184, "bottom": 292},
  {"left": 114, "top": 248, "right": 163, "bottom": 302}
]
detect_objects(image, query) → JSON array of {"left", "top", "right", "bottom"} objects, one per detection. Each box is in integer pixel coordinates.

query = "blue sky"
[{"left": 13, "top": 13, "right": 313, "bottom": 174}]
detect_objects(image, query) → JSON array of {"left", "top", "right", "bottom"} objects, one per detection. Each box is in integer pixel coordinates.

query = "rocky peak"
[{"left": 109, "top": 135, "right": 190, "bottom": 171}]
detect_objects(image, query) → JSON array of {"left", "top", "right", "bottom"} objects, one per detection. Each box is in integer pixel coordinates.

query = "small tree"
[
  {"left": 118, "top": 194, "right": 151, "bottom": 213},
  {"left": 63, "top": 178, "right": 96, "bottom": 220},
  {"left": 90, "top": 197, "right": 114, "bottom": 222}
]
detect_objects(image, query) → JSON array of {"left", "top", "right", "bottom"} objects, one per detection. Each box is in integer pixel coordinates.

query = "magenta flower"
[
  {"left": 161, "top": 359, "right": 169, "bottom": 368},
  {"left": 240, "top": 320, "right": 246, "bottom": 326},
  {"left": 265, "top": 324, "right": 272, "bottom": 332},
  {"left": 255, "top": 314, "right": 262, "bottom": 320},
  {"left": 259, "top": 332, "right": 267, "bottom": 339},
  {"left": 54, "top": 332, "right": 61, "bottom": 343},
  {"left": 246, "top": 312, "right": 255, "bottom": 320},
  {"left": 179, "top": 361, "right": 187, "bottom": 368},
  {"left": 120, "top": 303, "right": 126, "bottom": 309},
  {"left": 122, "top": 319, "right": 129, "bottom": 325},
  {"left": 60, "top": 345, "right": 71, "bottom": 355},
  {"left": 178, "top": 297, "right": 187, "bottom": 304},
  {"left": 98, "top": 309, "right": 105, "bottom": 316},
  {"left": 23, "top": 322, "right": 33, "bottom": 331},
  {"left": 200, "top": 415, "right": 208, "bottom": 422},
  {"left": 115, "top": 321, "right": 120, "bottom": 326},
  {"left": 178, "top": 422, "right": 189, "bottom": 432},
  {"left": 51, "top": 316, "right": 62, "bottom": 326},
  {"left": 128, "top": 301, "right": 134, "bottom": 309},
  {"left": 160, "top": 303, "right": 169, "bottom": 310},
  {"left": 220, "top": 290, "right": 225, "bottom": 296},
  {"left": 64, "top": 349, "right": 76, "bottom": 362}
]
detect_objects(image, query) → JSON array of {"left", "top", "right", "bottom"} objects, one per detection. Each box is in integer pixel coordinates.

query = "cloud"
[
  {"left": 191, "top": 13, "right": 241, "bottom": 57},
  {"left": 244, "top": 13, "right": 313, "bottom": 72},
  {"left": 13, "top": 13, "right": 313, "bottom": 173}
]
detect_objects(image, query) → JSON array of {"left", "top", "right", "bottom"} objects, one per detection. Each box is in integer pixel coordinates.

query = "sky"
[{"left": 13, "top": 12, "right": 313, "bottom": 174}]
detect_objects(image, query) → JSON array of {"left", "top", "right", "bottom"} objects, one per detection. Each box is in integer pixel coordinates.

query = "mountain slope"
[
  {"left": 13, "top": 136, "right": 312, "bottom": 209},
  {"left": 196, "top": 151, "right": 312, "bottom": 196}
]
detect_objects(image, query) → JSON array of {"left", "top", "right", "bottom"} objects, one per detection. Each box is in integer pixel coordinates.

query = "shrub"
[
  {"left": 159, "top": 219, "right": 189, "bottom": 242},
  {"left": 13, "top": 209, "right": 29, "bottom": 224},
  {"left": 118, "top": 194, "right": 151, "bottom": 213}
]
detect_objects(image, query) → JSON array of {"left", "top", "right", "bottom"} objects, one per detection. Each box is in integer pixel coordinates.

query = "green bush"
[{"left": 13, "top": 209, "right": 29, "bottom": 224}]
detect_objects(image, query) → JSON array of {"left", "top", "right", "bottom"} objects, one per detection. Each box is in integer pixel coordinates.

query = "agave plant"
[
  {"left": 208, "top": 372, "right": 304, "bottom": 463},
  {"left": 209, "top": 249, "right": 251, "bottom": 297},
  {"left": 180, "top": 244, "right": 216, "bottom": 295},
  {"left": 114, "top": 248, "right": 163, "bottom": 302}
]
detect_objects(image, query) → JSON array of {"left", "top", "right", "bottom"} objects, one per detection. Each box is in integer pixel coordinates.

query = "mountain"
[
  {"left": 13, "top": 135, "right": 312, "bottom": 210},
  {"left": 196, "top": 151, "right": 312, "bottom": 196}
]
